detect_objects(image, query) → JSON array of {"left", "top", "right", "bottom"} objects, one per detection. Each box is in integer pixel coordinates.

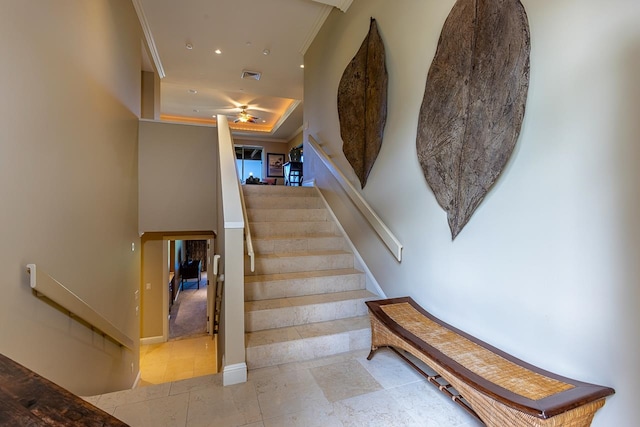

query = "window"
[{"left": 235, "top": 145, "right": 263, "bottom": 182}]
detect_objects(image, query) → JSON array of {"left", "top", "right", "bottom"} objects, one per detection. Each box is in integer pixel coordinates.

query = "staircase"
[{"left": 243, "top": 184, "right": 377, "bottom": 369}]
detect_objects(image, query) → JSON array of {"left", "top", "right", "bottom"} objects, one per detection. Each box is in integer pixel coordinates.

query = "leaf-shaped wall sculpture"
[
  {"left": 416, "top": 0, "right": 530, "bottom": 239},
  {"left": 337, "top": 18, "right": 388, "bottom": 188}
]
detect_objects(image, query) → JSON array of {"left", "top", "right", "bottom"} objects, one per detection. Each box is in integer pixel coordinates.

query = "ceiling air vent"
[{"left": 241, "top": 70, "right": 262, "bottom": 81}]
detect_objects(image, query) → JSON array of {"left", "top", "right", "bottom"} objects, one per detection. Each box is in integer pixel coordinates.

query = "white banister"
[
  {"left": 26, "top": 264, "right": 135, "bottom": 350},
  {"left": 217, "top": 115, "right": 254, "bottom": 272},
  {"left": 239, "top": 186, "right": 255, "bottom": 272},
  {"left": 218, "top": 116, "right": 244, "bottom": 231},
  {"left": 216, "top": 115, "right": 248, "bottom": 385},
  {"left": 307, "top": 135, "right": 403, "bottom": 262}
]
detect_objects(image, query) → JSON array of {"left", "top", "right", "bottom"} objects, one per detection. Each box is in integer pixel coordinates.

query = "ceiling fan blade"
[
  {"left": 247, "top": 105, "right": 278, "bottom": 114},
  {"left": 218, "top": 93, "right": 246, "bottom": 109},
  {"left": 210, "top": 107, "right": 241, "bottom": 114}
]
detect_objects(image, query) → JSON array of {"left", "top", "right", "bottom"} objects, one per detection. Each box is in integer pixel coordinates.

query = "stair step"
[
  {"left": 246, "top": 250, "right": 354, "bottom": 275},
  {"left": 245, "top": 268, "right": 365, "bottom": 301},
  {"left": 250, "top": 221, "right": 338, "bottom": 238},
  {"left": 247, "top": 208, "right": 329, "bottom": 222},
  {"left": 243, "top": 184, "right": 378, "bottom": 368},
  {"left": 245, "top": 289, "right": 376, "bottom": 332},
  {"left": 244, "top": 195, "right": 325, "bottom": 209},
  {"left": 245, "top": 316, "right": 371, "bottom": 369},
  {"left": 253, "top": 235, "right": 347, "bottom": 254},
  {"left": 242, "top": 185, "right": 316, "bottom": 197}
]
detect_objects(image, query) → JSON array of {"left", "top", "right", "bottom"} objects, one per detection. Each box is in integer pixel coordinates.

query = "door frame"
[{"left": 161, "top": 233, "right": 215, "bottom": 342}]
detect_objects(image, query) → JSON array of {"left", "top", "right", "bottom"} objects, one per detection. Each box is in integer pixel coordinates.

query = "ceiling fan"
[{"left": 233, "top": 106, "right": 261, "bottom": 124}]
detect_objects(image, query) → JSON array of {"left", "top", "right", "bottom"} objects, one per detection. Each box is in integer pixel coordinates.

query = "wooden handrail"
[
  {"left": 26, "top": 264, "right": 135, "bottom": 350},
  {"left": 307, "top": 135, "right": 403, "bottom": 262}
]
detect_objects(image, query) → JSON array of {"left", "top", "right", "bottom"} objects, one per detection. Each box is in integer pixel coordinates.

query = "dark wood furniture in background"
[
  {"left": 180, "top": 259, "right": 201, "bottom": 290},
  {"left": 284, "top": 161, "right": 302, "bottom": 186},
  {"left": 0, "top": 353, "right": 127, "bottom": 426},
  {"left": 186, "top": 240, "right": 207, "bottom": 271},
  {"left": 169, "top": 272, "right": 175, "bottom": 307}
]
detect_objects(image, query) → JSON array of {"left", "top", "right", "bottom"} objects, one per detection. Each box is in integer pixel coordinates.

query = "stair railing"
[
  {"left": 215, "top": 114, "right": 247, "bottom": 385},
  {"left": 26, "top": 264, "right": 135, "bottom": 350},
  {"left": 239, "top": 186, "right": 255, "bottom": 272},
  {"left": 307, "top": 135, "right": 403, "bottom": 262}
]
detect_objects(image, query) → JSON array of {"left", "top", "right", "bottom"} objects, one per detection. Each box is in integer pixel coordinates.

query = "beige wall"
[
  {"left": 286, "top": 131, "right": 304, "bottom": 154},
  {"left": 141, "top": 71, "right": 160, "bottom": 120},
  {"left": 305, "top": 0, "right": 640, "bottom": 425},
  {"left": 141, "top": 239, "right": 165, "bottom": 338},
  {"left": 0, "top": 0, "right": 142, "bottom": 395},
  {"left": 139, "top": 121, "right": 218, "bottom": 233}
]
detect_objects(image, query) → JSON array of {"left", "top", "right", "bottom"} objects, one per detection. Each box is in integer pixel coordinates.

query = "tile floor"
[
  {"left": 88, "top": 347, "right": 482, "bottom": 427},
  {"left": 138, "top": 335, "right": 218, "bottom": 386}
]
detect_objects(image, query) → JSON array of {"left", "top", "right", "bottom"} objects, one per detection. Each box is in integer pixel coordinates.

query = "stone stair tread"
[
  {"left": 253, "top": 249, "right": 350, "bottom": 259},
  {"left": 243, "top": 184, "right": 377, "bottom": 368},
  {"left": 247, "top": 208, "right": 328, "bottom": 214},
  {"left": 244, "top": 268, "right": 363, "bottom": 284},
  {"left": 246, "top": 201, "right": 324, "bottom": 210},
  {"left": 244, "top": 195, "right": 320, "bottom": 202},
  {"left": 253, "top": 232, "right": 338, "bottom": 239},
  {"left": 245, "top": 316, "right": 370, "bottom": 348},
  {"left": 242, "top": 185, "right": 316, "bottom": 194},
  {"left": 250, "top": 223, "right": 337, "bottom": 234},
  {"left": 250, "top": 225, "right": 338, "bottom": 239},
  {"left": 245, "top": 289, "right": 376, "bottom": 312},
  {"left": 249, "top": 219, "right": 336, "bottom": 229},
  {"left": 244, "top": 193, "right": 316, "bottom": 197}
]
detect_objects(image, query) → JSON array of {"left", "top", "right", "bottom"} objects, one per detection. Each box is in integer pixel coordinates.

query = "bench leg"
[{"left": 366, "top": 345, "right": 379, "bottom": 360}]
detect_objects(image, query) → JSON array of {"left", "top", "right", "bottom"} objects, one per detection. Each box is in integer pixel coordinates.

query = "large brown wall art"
[
  {"left": 337, "top": 18, "right": 388, "bottom": 189},
  {"left": 416, "top": 0, "right": 531, "bottom": 239}
]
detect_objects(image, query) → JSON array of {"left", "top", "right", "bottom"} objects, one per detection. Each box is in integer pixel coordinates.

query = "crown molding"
[
  {"left": 310, "top": 0, "right": 353, "bottom": 13},
  {"left": 272, "top": 99, "right": 302, "bottom": 134},
  {"left": 299, "top": 5, "right": 332, "bottom": 55},
  {"left": 132, "top": 0, "right": 166, "bottom": 79}
]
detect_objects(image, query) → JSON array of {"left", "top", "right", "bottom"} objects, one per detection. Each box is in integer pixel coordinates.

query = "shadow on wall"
[{"left": 609, "top": 37, "right": 640, "bottom": 425}]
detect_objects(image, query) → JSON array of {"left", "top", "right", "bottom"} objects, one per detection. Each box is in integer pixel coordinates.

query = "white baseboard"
[
  {"left": 223, "top": 362, "right": 247, "bottom": 386},
  {"left": 313, "top": 187, "right": 386, "bottom": 299},
  {"left": 140, "top": 336, "right": 164, "bottom": 345},
  {"left": 132, "top": 369, "right": 142, "bottom": 389},
  {"left": 302, "top": 178, "right": 315, "bottom": 187}
]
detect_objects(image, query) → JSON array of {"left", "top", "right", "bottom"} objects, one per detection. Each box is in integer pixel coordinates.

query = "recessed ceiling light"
[
  {"left": 300, "top": 64, "right": 305, "bottom": 69},
  {"left": 186, "top": 43, "right": 193, "bottom": 50},
  {"left": 188, "top": 89, "right": 197, "bottom": 94},
  {"left": 193, "top": 109, "right": 199, "bottom": 112},
  {"left": 245, "top": 41, "right": 252, "bottom": 47},
  {"left": 262, "top": 49, "right": 270, "bottom": 56},
  {"left": 214, "top": 49, "right": 222, "bottom": 55}
]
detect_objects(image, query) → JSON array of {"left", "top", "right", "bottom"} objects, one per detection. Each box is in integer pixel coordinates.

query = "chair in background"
[{"left": 180, "top": 259, "right": 201, "bottom": 290}]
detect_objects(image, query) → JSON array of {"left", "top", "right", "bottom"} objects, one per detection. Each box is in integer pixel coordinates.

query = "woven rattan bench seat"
[{"left": 366, "top": 297, "right": 615, "bottom": 427}]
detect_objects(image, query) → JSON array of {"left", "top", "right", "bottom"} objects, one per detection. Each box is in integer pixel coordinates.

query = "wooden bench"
[{"left": 366, "top": 297, "right": 615, "bottom": 427}]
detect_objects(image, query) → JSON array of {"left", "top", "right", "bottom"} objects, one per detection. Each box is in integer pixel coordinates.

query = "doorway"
[
  {"left": 161, "top": 236, "right": 216, "bottom": 342},
  {"left": 169, "top": 239, "right": 208, "bottom": 340},
  {"left": 139, "top": 233, "right": 218, "bottom": 385}
]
